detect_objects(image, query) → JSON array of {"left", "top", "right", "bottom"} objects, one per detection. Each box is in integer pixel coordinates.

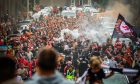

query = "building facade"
[
  {"left": 0, "top": 0, "right": 140, "bottom": 25},
  {"left": 0, "top": 0, "right": 30, "bottom": 19},
  {"left": 40, "top": 0, "right": 91, "bottom": 7}
]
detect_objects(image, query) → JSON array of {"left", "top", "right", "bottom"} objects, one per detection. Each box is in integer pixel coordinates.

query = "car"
[
  {"left": 17, "top": 19, "right": 32, "bottom": 34},
  {"left": 70, "top": 6, "right": 77, "bottom": 11},
  {"left": 32, "top": 6, "right": 51, "bottom": 20},
  {"left": 32, "top": 13, "right": 40, "bottom": 20},
  {"left": 76, "top": 7, "right": 83, "bottom": 11},
  {"left": 16, "top": 24, "right": 30, "bottom": 35},
  {"left": 43, "top": 12, "right": 50, "bottom": 17},
  {"left": 44, "top": 6, "right": 52, "bottom": 11},
  {"left": 18, "top": 19, "right": 32, "bottom": 28},
  {"left": 61, "top": 10, "right": 76, "bottom": 18},
  {"left": 43, "top": 7, "right": 52, "bottom": 12},
  {"left": 83, "top": 5, "right": 99, "bottom": 13},
  {"left": 18, "top": 19, "right": 32, "bottom": 25},
  {"left": 83, "top": 5, "right": 92, "bottom": 11}
]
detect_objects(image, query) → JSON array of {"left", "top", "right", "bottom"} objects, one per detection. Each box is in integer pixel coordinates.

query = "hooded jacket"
[{"left": 25, "top": 70, "right": 75, "bottom": 84}]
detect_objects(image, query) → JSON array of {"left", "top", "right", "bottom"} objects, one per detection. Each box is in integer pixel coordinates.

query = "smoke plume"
[{"left": 60, "top": 1, "right": 134, "bottom": 44}]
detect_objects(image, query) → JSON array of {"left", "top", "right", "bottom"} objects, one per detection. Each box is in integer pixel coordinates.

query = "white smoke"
[
  {"left": 106, "top": 1, "right": 133, "bottom": 22},
  {"left": 59, "top": 29, "right": 80, "bottom": 41},
  {"left": 78, "top": 15, "right": 115, "bottom": 44},
  {"left": 58, "top": 1, "right": 133, "bottom": 44},
  {"left": 59, "top": 14, "right": 115, "bottom": 44}
]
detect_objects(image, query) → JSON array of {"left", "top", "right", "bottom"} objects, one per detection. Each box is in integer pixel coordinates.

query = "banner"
[{"left": 112, "top": 14, "right": 137, "bottom": 40}]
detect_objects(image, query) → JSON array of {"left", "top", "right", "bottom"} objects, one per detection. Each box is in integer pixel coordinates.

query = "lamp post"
[
  {"left": 27, "top": 0, "right": 29, "bottom": 19},
  {"left": 74, "top": 0, "right": 75, "bottom": 6},
  {"left": 71, "top": 0, "right": 75, "bottom": 6},
  {"left": 34, "top": 0, "right": 36, "bottom": 6},
  {"left": 88, "top": 0, "right": 91, "bottom": 6},
  {"left": 79, "top": 0, "right": 83, "bottom": 6}
]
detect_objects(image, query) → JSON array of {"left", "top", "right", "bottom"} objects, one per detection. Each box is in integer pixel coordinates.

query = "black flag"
[{"left": 112, "top": 14, "right": 137, "bottom": 40}]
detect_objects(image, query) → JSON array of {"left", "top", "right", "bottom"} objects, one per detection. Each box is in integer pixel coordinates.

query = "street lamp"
[
  {"left": 79, "top": 0, "right": 83, "bottom": 6},
  {"left": 88, "top": 0, "right": 91, "bottom": 6},
  {"left": 34, "top": 0, "right": 36, "bottom": 7},
  {"left": 71, "top": 0, "right": 75, "bottom": 6},
  {"left": 27, "top": 0, "right": 29, "bottom": 19}
]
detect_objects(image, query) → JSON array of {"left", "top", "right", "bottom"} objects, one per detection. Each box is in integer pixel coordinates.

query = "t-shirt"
[{"left": 88, "top": 68, "right": 105, "bottom": 84}]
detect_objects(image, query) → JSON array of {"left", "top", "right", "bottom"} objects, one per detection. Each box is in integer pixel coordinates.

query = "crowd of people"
[{"left": 0, "top": 6, "right": 140, "bottom": 84}]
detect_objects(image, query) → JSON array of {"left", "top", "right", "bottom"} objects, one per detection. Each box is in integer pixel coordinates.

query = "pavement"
[{"left": 103, "top": 73, "right": 129, "bottom": 84}]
